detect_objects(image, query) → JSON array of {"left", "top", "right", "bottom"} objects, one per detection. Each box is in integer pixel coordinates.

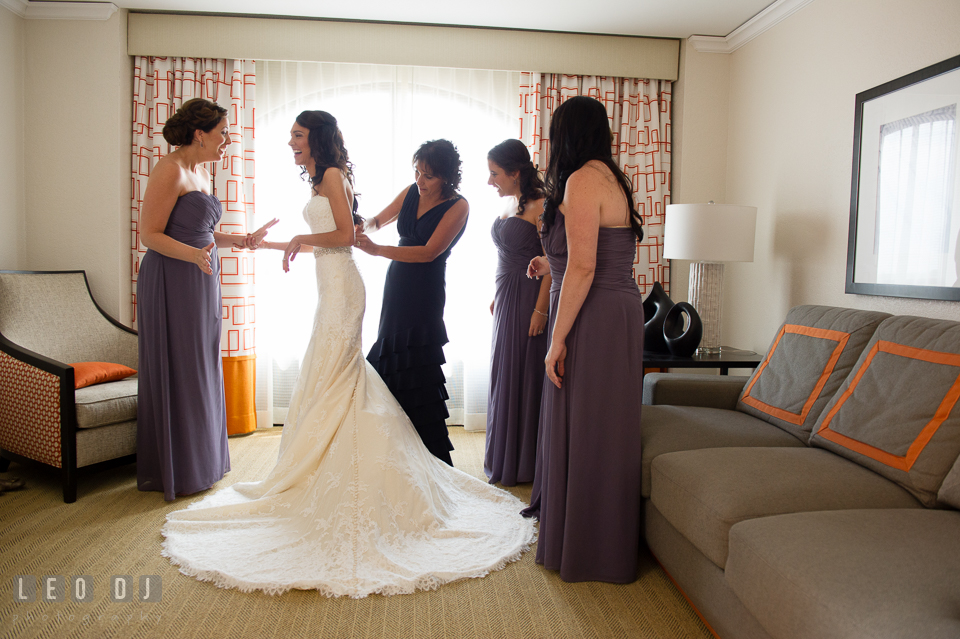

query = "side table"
[{"left": 642, "top": 348, "right": 763, "bottom": 376}]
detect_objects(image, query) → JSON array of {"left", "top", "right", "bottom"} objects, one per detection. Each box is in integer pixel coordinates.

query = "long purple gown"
[
  {"left": 522, "top": 212, "right": 644, "bottom": 583},
  {"left": 137, "top": 191, "right": 230, "bottom": 501},
  {"left": 484, "top": 216, "right": 548, "bottom": 486}
]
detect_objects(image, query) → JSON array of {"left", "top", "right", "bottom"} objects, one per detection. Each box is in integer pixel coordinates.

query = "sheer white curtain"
[
  {"left": 255, "top": 61, "right": 519, "bottom": 429},
  {"left": 876, "top": 104, "right": 958, "bottom": 286}
]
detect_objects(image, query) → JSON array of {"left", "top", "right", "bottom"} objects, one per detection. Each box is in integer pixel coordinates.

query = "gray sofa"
[{"left": 640, "top": 305, "right": 960, "bottom": 639}]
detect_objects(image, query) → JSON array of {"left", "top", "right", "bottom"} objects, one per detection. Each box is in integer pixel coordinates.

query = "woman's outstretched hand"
[
  {"left": 251, "top": 218, "right": 279, "bottom": 247},
  {"left": 194, "top": 242, "right": 215, "bottom": 275},
  {"left": 234, "top": 217, "right": 279, "bottom": 250},
  {"left": 355, "top": 232, "right": 379, "bottom": 256},
  {"left": 527, "top": 256, "right": 549, "bottom": 280},
  {"left": 282, "top": 236, "right": 302, "bottom": 272},
  {"left": 545, "top": 340, "right": 566, "bottom": 389}
]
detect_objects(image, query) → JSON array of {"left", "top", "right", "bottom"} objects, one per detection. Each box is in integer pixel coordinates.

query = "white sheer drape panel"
[
  {"left": 519, "top": 72, "right": 672, "bottom": 295},
  {"left": 255, "top": 61, "right": 519, "bottom": 429}
]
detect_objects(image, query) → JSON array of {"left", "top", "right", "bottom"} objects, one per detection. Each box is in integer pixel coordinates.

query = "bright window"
[{"left": 255, "top": 62, "right": 520, "bottom": 428}]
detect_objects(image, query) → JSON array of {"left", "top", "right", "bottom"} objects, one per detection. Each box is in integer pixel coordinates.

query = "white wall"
[
  {"left": 671, "top": 38, "right": 731, "bottom": 302},
  {"left": 678, "top": 0, "right": 960, "bottom": 353},
  {"left": 0, "top": 6, "right": 25, "bottom": 270},
  {"left": 23, "top": 10, "right": 132, "bottom": 323}
]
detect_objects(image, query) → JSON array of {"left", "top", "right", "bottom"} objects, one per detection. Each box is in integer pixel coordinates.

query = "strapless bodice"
[
  {"left": 164, "top": 190, "right": 222, "bottom": 248},
  {"left": 492, "top": 216, "right": 542, "bottom": 278},
  {"left": 302, "top": 195, "right": 351, "bottom": 257},
  {"left": 544, "top": 213, "right": 639, "bottom": 294}
]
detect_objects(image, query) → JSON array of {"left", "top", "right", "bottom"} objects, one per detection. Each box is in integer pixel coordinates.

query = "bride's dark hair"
[
  {"left": 541, "top": 96, "right": 643, "bottom": 242},
  {"left": 487, "top": 139, "right": 544, "bottom": 216},
  {"left": 295, "top": 110, "right": 362, "bottom": 225}
]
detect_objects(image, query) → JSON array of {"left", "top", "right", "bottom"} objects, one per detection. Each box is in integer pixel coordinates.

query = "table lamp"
[{"left": 663, "top": 202, "right": 757, "bottom": 354}]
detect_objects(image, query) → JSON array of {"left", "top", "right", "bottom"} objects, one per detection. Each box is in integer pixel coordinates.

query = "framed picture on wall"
[{"left": 846, "top": 53, "right": 960, "bottom": 301}]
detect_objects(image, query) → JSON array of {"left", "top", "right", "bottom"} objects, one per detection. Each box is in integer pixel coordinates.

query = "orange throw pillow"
[{"left": 70, "top": 362, "right": 137, "bottom": 389}]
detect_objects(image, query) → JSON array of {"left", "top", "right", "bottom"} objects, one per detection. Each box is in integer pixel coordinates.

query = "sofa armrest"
[{"left": 642, "top": 373, "right": 749, "bottom": 409}]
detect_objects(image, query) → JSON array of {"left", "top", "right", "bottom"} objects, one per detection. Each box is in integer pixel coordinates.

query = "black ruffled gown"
[{"left": 367, "top": 185, "right": 466, "bottom": 465}]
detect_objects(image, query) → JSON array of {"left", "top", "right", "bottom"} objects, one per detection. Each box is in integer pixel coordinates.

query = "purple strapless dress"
[
  {"left": 522, "top": 212, "right": 644, "bottom": 583},
  {"left": 485, "top": 216, "right": 548, "bottom": 486},
  {"left": 137, "top": 191, "right": 230, "bottom": 501}
]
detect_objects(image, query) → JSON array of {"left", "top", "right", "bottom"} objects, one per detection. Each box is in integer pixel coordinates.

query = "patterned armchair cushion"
[
  {"left": 737, "top": 306, "right": 890, "bottom": 440},
  {"left": 810, "top": 315, "right": 960, "bottom": 507},
  {"left": 75, "top": 379, "right": 138, "bottom": 429}
]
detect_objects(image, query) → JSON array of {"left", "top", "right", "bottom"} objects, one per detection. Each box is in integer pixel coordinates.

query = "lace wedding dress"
[{"left": 161, "top": 196, "right": 536, "bottom": 597}]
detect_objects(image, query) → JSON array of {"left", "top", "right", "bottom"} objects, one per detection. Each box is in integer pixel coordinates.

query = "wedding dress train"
[{"left": 161, "top": 196, "right": 536, "bottom": 597}]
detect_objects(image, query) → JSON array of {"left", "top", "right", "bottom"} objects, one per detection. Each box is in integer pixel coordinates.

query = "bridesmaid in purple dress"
[
  {"left": 137, "top": 99, "right": 270, "bottom": 501},
  {"left": 521, "top": 96, "right": 645, "bottom": 583},
  {"left": 484, "top": 140, "right": 550, "bottom": 486}
]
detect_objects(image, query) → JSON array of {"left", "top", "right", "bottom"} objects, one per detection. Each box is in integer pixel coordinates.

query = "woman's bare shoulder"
[
  {"left": 147, "top": 156, "right": 188, "bottom": 190},
  {"left": 566, "top": 161, "right": 613, "bottom": 195}
]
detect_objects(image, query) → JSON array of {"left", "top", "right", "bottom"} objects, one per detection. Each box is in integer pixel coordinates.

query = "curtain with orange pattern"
[
  {"left": 519, "top": 72, "right": 672, "bottom": 296},
  {"left": 131, "top": 56, "right": 258, "bottom": 435}
]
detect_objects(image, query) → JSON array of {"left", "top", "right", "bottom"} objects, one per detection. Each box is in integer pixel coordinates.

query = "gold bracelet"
[{"left": 534, "top": 309, "right": 548, "bottom": 318}]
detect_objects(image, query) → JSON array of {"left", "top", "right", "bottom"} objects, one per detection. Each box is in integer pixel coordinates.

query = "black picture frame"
[{"left": 846, "top": 53, "right": 960, "bottom": 301}]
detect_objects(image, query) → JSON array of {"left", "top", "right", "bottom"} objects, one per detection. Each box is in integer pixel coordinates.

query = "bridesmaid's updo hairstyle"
[
  {"left": 541, "top": 96, "right": 643, "bottom": 242},
  {"left": 488, "top": 139, "right": 545, "bottom": 216},
  {"left": 295, "top": 110, "right": 362, "bottom": 225},
  {"left": 413, "top": 139, "right": 462, "bottom": 199},
  {"left": 161, "top": 98, "right": 228, "bottom": 147}
]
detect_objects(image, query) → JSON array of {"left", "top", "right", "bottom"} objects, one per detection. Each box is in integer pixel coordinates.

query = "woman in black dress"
[{"left": 356, "top": 140, "right": 469, "bottom": 465}]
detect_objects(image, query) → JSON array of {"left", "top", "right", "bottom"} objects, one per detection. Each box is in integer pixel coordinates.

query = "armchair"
[{"left": 0, "top": 271, "right": 138, "bottom": 502}]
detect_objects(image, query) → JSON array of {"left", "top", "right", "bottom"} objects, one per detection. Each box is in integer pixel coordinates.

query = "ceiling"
[{"left": 103, "top": 0, "right": 780, "bottom": 38}]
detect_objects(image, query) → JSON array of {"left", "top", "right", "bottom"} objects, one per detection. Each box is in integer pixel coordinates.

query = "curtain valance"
[{"left": 127, "top": 13, "right": 679, "bottom": 81}]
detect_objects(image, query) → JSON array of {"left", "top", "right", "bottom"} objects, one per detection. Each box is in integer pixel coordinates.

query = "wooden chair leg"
[{"left": 62, "top": 464, "right": 77, "bottom": 503}]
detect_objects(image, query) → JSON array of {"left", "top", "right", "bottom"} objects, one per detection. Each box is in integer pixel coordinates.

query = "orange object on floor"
[{"left": 223, "top": 354, "right": 257, "bottom": 435}]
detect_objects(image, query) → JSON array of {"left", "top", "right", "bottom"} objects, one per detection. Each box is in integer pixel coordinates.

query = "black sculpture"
[
  {"left": 663, "top": 302, "right": 703, "bottom": 357},
  {"left": 642, "top": 282, "right": 673, "bottom": 353},
  {"left": 643, "top": 282, "right": 702, "bottom": 356}
]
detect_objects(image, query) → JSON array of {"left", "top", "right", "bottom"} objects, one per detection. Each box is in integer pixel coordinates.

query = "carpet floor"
[{"left": 0, "top": 427, "right": 711, "bottom": 639}]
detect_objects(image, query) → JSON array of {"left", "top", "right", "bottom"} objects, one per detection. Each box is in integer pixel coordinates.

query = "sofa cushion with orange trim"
[
  {"left": 736, "top": 305, "right": 890, "bottom": 441},
  {"left": 810, "top": 315, "right": 960, "bottom": 507}
]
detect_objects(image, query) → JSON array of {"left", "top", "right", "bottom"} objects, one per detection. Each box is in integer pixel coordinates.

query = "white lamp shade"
[{"left": 664, "top": 203, "right": 757, "bottom": 262}]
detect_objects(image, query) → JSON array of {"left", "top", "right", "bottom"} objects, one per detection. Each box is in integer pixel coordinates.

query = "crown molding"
[
  {"left": 689, "top": 0, "right": 815, "bottom": 54},
  {"left": 1, "top": 0, "right": 117, "bottom": 20},
  {"left": 0, "top": 0, "right": 27, "bottom": 17}
]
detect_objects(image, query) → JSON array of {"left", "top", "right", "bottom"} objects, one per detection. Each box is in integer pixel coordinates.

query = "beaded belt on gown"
[{"left": 313, "top": 246, "right": 352, "bottom": 257}]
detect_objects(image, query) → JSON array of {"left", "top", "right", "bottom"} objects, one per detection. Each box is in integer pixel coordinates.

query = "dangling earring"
[{"left": 200, "top": 138, "right": 205, "bottom": 149}]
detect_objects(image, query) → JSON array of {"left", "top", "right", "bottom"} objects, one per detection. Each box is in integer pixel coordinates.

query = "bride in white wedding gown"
[{"left": 161, "top": 111, "right": 535, "bottom": 598}]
